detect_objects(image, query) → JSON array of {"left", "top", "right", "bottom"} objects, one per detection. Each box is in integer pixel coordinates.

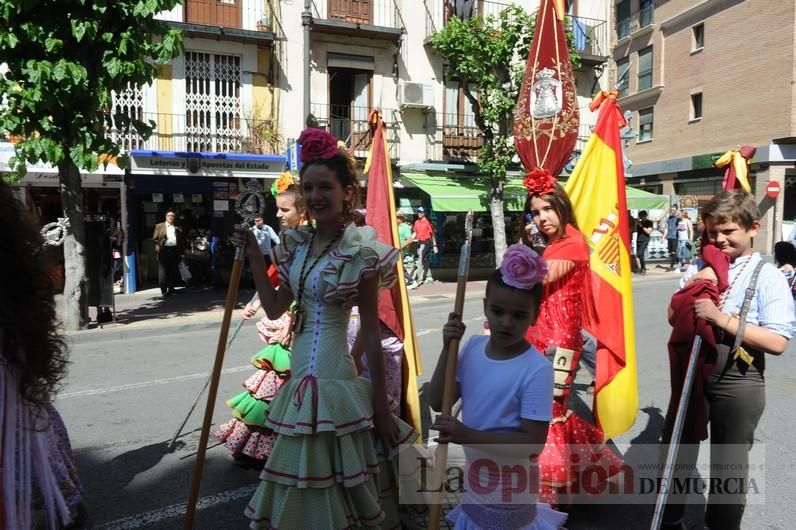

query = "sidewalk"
[{"left": 61, "top": 266, "right": 679, "bottom": 344}]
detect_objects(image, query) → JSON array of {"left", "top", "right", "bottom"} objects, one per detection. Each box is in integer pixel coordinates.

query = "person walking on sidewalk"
[
  {"left": 636, "top": 210, "right": 653, "bottom": 274},
  {"left": 251, "top": 213, "right": 279, "bottom": 267},
  {"left": 397, "top": 212, "right": 419, "bottom": 288},
  {"left": 152, "top": 209, "right": 184, "bottom": 296},
  {"left": 662, "top": 204, "right": 680, "bottom": 272},
  {"left": 413, "top": 206, "right": 437, "bottom": 284}
]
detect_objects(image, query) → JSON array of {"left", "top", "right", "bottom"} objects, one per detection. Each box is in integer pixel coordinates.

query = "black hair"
[
  {"left": 485, "top": 268, "right": 544, "bottom": 308},
  {"left": 639, "top": 210, "right": 648, "bottom": 217},
  {"left": 0, "top": 180, "right": 68, "bottom": 409},
  {"left": 775, "top": 241, "right": 796, "bottom": 267}
]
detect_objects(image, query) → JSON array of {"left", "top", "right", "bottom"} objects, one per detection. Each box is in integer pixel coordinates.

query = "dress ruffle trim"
[
  {"left": 213, "top": 419, "right": 277, "bottom": 460},
  {"left": 250, "top": 344, "right": 292, "bottom": 374},
  {"left": 273, "top": 224, "right": 398, "bottom": 309},
  {"left": 265, "top": 376, "right": 417, "bottom": 440},
  {"left": 245, "top": 431, "right": 421, "bottom": 529},
  {"left": 243, "top": 369, "right": 290, "bottom": 401},
  {"left": 446, "top": 502, "right": 567, "bottom": 530}
]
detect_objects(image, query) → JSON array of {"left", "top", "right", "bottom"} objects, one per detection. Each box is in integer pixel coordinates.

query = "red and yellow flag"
[
  {"left": 364, "top": 111, "right": 423, "bottom": 436},
  {"left": 564, "top": 93, "right": 638, "bottom": 438}
]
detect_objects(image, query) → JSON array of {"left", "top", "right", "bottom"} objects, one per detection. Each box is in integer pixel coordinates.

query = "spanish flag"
[
  {"left": 364, "top": 111, "right": 423, "bottom": 436},
  {"left": 564, "top": 92, "right": 638, "bottom": 438}
]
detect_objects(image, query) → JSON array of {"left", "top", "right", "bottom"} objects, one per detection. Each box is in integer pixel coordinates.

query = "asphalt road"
[{"left": 56, "top": 275, "right": 796, "bottom": 529}]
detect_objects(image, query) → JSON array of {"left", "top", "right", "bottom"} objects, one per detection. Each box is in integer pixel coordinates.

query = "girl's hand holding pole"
[
  {"left": 443, "top": 312, "right": 466, "bottom": 346},
  {"left": 431, "top": 415, "right": 467, "bottom": 444},
  {"left": 233, "top": 225, "right": 260, "bottom": 261}
]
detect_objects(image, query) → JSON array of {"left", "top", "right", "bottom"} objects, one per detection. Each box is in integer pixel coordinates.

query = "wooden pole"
[
  {"left": 428, "top": 211, "right": 473, "bottom": 530},
  {"left": 183, "top": 248, "right": 244, "bottom": 529}
]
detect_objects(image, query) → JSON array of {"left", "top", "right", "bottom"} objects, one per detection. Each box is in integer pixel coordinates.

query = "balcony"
[
  {"left": 425, "top": 0, "right": 515, "bottom": 41},
  {"left": 616, "top": 4, "right": 654, "bottom": 42},
  {"left": 162, "top": 0, "right": 275, "bottom": 45},
  {"left": 567, "top": 16, "right": 608, "bottom": 65},
  {"left": 111, "top": 112, "right": 281, "bottom": 155},
  {"left": 426, "top": 113, "right": 483, "bottom": 164},
  {"left": 310, "top": 104, "right": 400, "bottom": 160},
  {"left": 310, "top": 0, "right": 404, "bottom": 41}
]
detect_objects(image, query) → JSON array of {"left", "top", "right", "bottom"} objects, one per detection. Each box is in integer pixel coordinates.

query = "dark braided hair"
[{"left": 0, "top": 179, "right": 68, "bottom": 409}]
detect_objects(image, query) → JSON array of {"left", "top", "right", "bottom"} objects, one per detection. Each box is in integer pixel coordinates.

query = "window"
[
  {"left": 640, "top": 0, "right": 654, "bottom": 27},
  {"left": 691, "top": 93, "right": 703, "bottom": 120},
  {"left": 693, "top": 24, "right": 704, "bottom": 50},
  {"left": 616, "top": 0, "right": 630, "bottom": 39},
  {"left": 638, "top": 46, "right": 653, "bottom": 91},
  {"left": 185, "top": 52, "right": 242, "bottom": 152},
  {"left": 638, "top": 108, "right": 654, "bottom": 141},
  {"left": 617, "top": 57, "right": 630, "bottom": 98}
]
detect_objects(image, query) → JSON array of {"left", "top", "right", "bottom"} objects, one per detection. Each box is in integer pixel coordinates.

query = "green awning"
[
  {"left": 400, "top": 173, "right": 528, "bottom": 212},
  {"left": 626, "top": 186, "right": 669, "bottom": 211}
]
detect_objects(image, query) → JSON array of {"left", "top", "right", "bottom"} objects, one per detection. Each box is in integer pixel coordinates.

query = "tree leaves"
[{"left": 0, "top": 0, "right": 183, "bottom": 174}]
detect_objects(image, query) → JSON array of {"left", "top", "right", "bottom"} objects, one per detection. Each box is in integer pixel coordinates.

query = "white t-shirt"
[
  {"left": 165, "top": 223, "right": 177, "bottom": 246},
  {"left": 456, "top": 335, "right": 554, "bottom": 431}
]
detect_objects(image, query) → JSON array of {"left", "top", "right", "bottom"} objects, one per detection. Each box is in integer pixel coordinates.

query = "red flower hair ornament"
[
  {"left": 523, "top": 167, "right": 557, "bottom": 196},
  {"left": 298, "top": 128, "right": 340, "bottom": 163}
]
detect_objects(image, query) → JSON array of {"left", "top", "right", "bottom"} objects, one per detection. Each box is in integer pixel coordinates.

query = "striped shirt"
[{"left": 681, "top": 252, "right": 796, "bottom": 339}]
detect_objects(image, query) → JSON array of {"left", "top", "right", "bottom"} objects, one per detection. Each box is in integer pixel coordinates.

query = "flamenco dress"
[
  {"left": 526, "top": 225, "right": 624, "bottom": 508},
  {"left": 213, "top": 267, "right": 292, "bottom": 462},
  {"left": 244, "top": 224, "right": 420, "bottom": 529}
]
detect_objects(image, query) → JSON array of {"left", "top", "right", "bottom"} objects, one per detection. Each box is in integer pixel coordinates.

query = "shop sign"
[{"left": 130, "top": 154, "right": 284, "bottom": 178}]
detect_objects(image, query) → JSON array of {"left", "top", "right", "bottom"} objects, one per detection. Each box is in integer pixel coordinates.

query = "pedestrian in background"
[
  {"left": 251, "top": 213, "right": 279, "bottom": 267},
  {"left": 662, "top": 204, "right": 680, "bottom": 272},
  {"left": 636, "top": 210, "right": 653, "bottom": 275},
  {"left": 413, "top": 206, "right": 437, "bottom": 284},
  {"left": 677, "top": 211, "right": 694, "bottom": 271},
  {"left": 397, "top": 212, "right": 418, "bottom": 288},
  {"left": 152, "top": 209, "right": 184, "bottom": 296},
  {"left": 0, "top": 179, "right": 86, "bottom": 529}
]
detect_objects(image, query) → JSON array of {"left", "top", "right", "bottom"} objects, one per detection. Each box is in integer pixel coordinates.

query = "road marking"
[
  {"left": 58, "top": 365, "right": 251, "bottom": 399},
  {"left": 92, "top": 484, "right": 258, "bottom": 529}
]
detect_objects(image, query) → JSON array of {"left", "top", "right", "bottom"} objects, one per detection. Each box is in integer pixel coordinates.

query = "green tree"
[
  {"left": 431, "top": 6, "right": 579, "bottom": 262},
  {"left": 0, "top": 0, "right": 182, "bottom": 330}
]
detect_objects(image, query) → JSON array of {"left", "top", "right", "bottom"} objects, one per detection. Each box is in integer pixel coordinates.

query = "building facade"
[{"left": 614, "top": 0, "right": 796, "bottom": 252}]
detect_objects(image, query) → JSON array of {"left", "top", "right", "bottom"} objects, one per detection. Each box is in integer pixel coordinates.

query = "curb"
[{"left": 64, "top": 289, "right": 489, "bottom": 345}]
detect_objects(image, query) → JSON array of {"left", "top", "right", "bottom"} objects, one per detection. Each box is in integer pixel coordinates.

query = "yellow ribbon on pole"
[{"left": 714, "top": 148, "right": 753, "bottom": 193}]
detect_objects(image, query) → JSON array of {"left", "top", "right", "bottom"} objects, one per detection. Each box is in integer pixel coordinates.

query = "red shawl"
[
  {"left": 664, "top": 245, "right": 730, "bottom": 441},
  {"left": 527, "top": 224, "right": 598, "bottom": 351}
]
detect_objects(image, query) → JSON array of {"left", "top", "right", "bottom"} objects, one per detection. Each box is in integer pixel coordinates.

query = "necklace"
[
  {"left": 290, "top": 226, "right": 344, "bottom": 334},
  {"left": 718, "top": 254, "right": 754, "bottom": 310}
]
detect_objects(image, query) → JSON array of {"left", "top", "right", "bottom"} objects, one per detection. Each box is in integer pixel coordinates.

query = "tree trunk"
[
  {"left": 490, "top": 180, "right": 508, "bottom": 266},
  {"left": 59, "top": 159, "right": 89, "bottom": 331}
]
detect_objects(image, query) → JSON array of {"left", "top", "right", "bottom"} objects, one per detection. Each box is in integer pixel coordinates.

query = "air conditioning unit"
[{"left": 399, "top": 82, "right": 434, "bottom": 110}]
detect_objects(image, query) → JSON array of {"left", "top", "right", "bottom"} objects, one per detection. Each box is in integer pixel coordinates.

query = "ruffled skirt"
[
  {"left": 446, "top": 502, "right": 567, "bottom": 530},
  {"left": 244, "top": 375, "right": 421, "bottom": 529},
  {"left": 539, "top": 401, "right": 624, "bottom": 508},
  {"left": 214, "top": 344, "right": 291, "bottom": 461}
]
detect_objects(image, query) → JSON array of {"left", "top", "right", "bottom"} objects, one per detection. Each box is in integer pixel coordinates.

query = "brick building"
[{"left": 613, "top": 0, "right": 796, "bottom": 252}]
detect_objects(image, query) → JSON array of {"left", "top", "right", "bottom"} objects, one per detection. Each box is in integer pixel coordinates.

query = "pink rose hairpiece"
[
  {"left": 499, "top": 243, "right": 547, "bottom": 290},
  {"left": 523, "top": 167, "right": 557, "bottom": 197},
  {"left": 298, "top": 128, "right": 340, "bottom": 163}
]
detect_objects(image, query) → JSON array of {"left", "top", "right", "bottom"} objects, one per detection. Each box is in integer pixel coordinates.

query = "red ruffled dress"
[{"left": 526, "top": 225, "right": 624, "bottom": 508}]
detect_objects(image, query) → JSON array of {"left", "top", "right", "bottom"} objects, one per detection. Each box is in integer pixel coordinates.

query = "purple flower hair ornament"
[{"left": 499, "top": 243, "right": 547, "bottom": 289}]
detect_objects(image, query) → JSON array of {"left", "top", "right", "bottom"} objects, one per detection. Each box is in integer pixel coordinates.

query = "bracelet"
[{"left": 723, "top": 314, "right": 732, "bottom": 330}]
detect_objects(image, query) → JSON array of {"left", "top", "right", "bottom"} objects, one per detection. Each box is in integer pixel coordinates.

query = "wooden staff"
[
  {"left": 184, "top": 246, "right": 245, "bottom": 529},
  {"left": 428, "top": 211, "right": 474, "bottom": 530},
  {"left": 650, "top": 335, "right": 703, "bottom": 530}
]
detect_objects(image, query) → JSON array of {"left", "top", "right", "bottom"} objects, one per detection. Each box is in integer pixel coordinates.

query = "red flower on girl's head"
[
  {"left": 523, "top": 167, "right": 557, "bottom": 197},
  {"left": 298, "top": 128, "right": 339, "bottom": 163}
]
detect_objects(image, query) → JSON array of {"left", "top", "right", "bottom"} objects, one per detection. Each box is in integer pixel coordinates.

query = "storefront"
[
  {"left": 127, "top": 150, "right": 286, "bottom": 292},
  {"left": 1, "top": 142, "right": 126, "bottom": 295},
  {"left": 398, "top": 173, "right": 529, "bottom": 270}
]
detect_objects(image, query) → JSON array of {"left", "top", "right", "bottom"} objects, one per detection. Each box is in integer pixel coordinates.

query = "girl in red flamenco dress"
[{"left": 524, "top": 176, "right": 624, "bottom": 509}]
